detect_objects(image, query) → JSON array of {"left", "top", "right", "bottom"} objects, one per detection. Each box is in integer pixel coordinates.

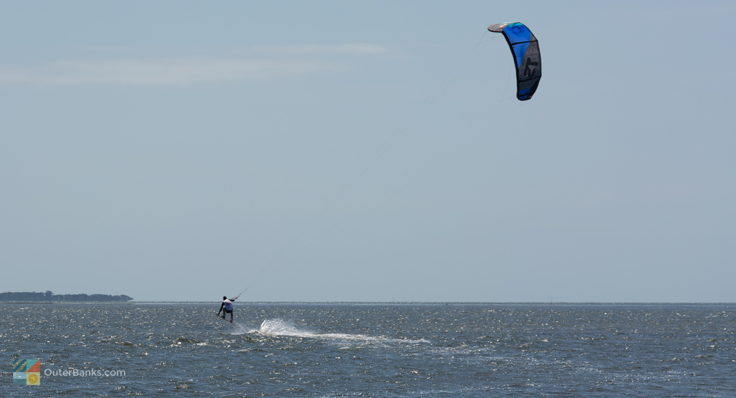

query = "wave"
[{"left": 250, "top": 318, "right": 430, "bottom": 345}]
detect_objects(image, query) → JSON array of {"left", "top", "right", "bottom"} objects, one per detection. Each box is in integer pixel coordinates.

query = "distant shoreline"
[
  {"left": 0, "top": 301, "right": 134, "bottom": 304},
  {"left": 0, "top": 291, "right": 133, "bottom": 303}
]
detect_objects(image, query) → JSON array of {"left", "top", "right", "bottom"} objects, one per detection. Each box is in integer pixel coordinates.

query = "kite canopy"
[{"left": 488, "top": 22, "right": 541, "bottom": 101}]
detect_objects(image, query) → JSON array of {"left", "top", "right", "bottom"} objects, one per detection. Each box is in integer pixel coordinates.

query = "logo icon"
[{"left": 13, "top": 359, "right": 41, "bottom": 386}]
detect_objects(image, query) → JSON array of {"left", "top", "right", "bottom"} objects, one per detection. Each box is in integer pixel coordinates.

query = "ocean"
[{"left": 1, "top": 303, "right": 734, "bottom": 397}]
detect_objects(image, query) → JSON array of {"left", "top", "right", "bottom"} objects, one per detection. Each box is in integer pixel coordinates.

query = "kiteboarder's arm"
[{"left": 217, "top": 302, "right": 224, "bottom": 315}]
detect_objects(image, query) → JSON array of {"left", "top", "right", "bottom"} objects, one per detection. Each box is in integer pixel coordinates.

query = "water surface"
[{"left": 1, "top": 303, "right": 735, "bottom": 397}]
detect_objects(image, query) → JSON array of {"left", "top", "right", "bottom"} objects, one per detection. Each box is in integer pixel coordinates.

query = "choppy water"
[{"left": 1, "top": 303, "right": 735, "bottom": 397}]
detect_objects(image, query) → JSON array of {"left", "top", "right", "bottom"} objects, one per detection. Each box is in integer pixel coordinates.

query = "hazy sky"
[{"left": 1, "top": 1, "right": 734, "bottom": 302}]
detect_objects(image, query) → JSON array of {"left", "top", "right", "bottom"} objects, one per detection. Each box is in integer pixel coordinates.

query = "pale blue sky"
[{"left": 1, "top": 1, "right": 734, "bottom": 302}]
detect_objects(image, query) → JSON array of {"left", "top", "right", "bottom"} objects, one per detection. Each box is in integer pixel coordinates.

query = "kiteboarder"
[{"left": 217, "top": 296, "right": 235, "bottom": 322}]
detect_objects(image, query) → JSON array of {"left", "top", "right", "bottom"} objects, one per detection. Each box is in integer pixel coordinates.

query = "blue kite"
[{"left": 488, "top": 22, "right": 542, "bottom": 101}]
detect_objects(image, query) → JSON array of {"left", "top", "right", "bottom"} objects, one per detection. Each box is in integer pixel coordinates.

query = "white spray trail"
[{"left": 249, "top": 319, "right": 430, "bottom": 344}]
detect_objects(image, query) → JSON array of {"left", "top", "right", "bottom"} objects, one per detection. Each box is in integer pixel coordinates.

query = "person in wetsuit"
[{"left": 217, "top": 296, "right": 235, "bottom": 322}]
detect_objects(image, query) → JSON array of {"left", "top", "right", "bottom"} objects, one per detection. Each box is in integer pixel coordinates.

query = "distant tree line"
[{"left": 0, "top": 291, "right": 133, "bottom": 302}]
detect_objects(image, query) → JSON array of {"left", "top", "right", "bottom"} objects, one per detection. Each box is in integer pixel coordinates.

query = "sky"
[{"left": 1, "top": 1, "right": 734, "bottom": 302}]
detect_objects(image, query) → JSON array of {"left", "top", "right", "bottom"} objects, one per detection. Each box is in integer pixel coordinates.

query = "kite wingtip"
[{"left": 487, "top": 23, "right": 506, "bottom": 32}]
